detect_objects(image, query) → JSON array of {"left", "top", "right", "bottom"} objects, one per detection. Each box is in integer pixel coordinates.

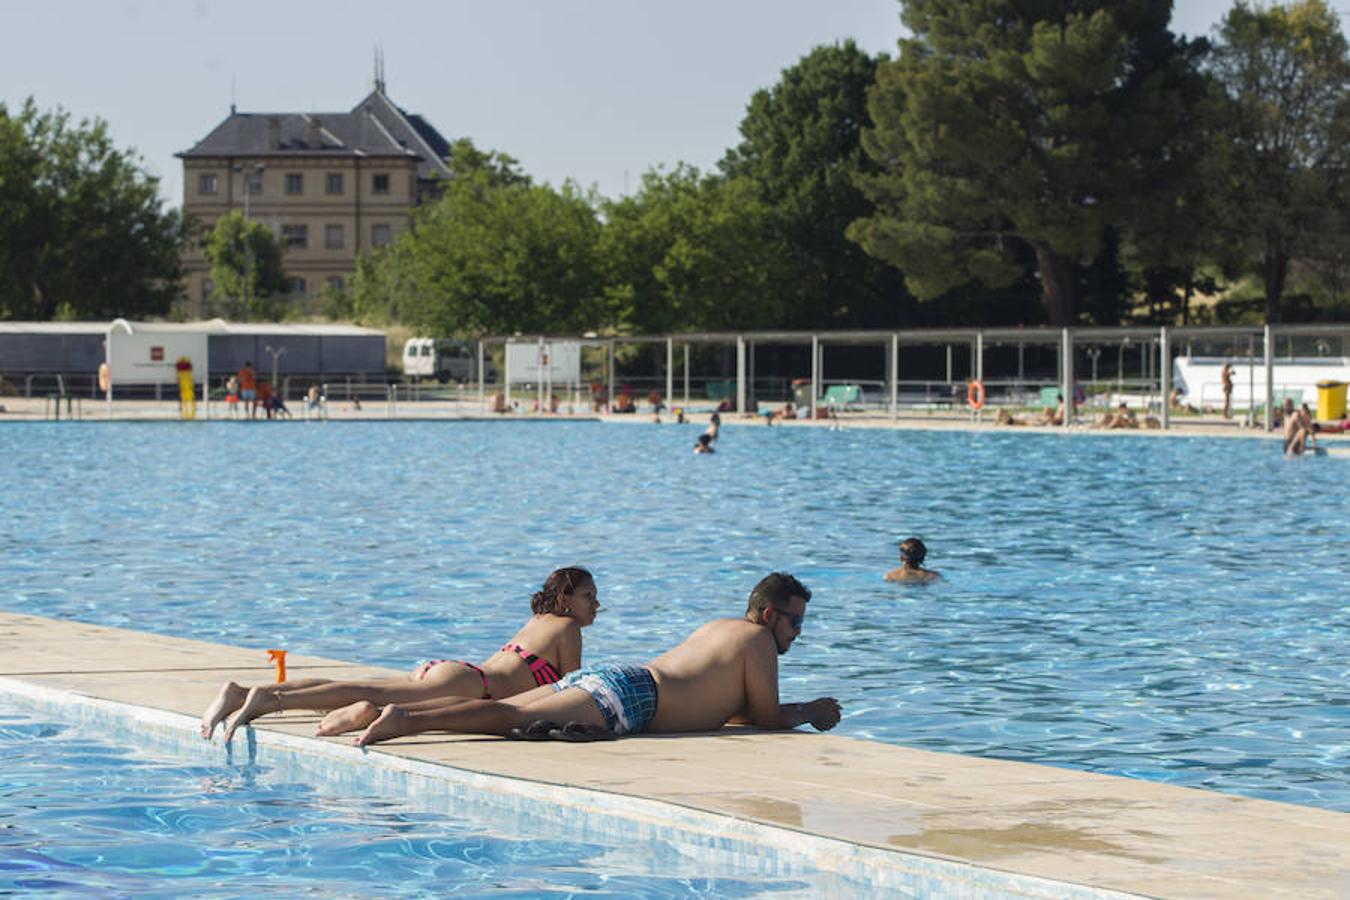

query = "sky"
[{"left": 2, "top": 0, "right": 1262, "bottom": 209}]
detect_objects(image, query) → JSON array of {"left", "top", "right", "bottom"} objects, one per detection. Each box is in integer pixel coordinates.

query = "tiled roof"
[{"left": 178, "top": 88, "right": 452, "bottom": 182}]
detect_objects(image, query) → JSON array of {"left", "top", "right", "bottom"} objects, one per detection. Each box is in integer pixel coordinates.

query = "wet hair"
[
  {"left": 899, "top": 537, "right": 927, "bottom": 567},
  {"left": 711, "top": 412, "right": 721, "bottom": 424},
  {"left": 530, "top": 566, "right": 594, "bottom": 615},
  {"left": 745, "top": 572, "right": 811, "bottom": 618}
]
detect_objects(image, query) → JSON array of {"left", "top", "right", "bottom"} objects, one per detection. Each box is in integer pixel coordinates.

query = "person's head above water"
[
  {"left": 898, "top": 537, "right": 927, "bottom": 567},
  {"left": 530, "top": 567, "right": 595, "bottom": 616}
]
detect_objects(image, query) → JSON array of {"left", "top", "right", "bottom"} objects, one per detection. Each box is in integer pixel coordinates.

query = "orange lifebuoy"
[
  {"left": 967, "top": 380, "right": 986, "bottom": 410},
  {"left": 97, "top": 362, "right": 110, "bottom": 392}
]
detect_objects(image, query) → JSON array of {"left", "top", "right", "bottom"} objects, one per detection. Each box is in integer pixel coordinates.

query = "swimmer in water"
[{"left": 884, "top": 537, "right": 941, "bottom": 583}]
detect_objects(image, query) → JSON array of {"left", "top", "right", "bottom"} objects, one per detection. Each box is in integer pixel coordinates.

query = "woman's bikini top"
[{"left": 500, "top": 642, "right": 562, "bottom": 685}]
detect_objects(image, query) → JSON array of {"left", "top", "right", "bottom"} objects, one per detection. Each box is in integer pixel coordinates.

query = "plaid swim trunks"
[{"left": 552, "top": 663, "right": 658, "bottom": 735}]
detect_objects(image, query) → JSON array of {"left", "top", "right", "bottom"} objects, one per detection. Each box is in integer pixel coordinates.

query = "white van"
[{"left": 402, "top": 338, "right": 494, "bottom": 383}]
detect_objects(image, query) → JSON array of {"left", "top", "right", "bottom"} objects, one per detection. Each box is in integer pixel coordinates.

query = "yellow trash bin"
[{"left": 1316, "top": 380, "right": 1347, "bottom": 421}]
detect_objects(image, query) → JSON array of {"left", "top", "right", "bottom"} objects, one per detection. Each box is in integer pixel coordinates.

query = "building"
[
  {"left": 0, "top": 320, "right": 388, "bottom": 397},
  {"left": 177, "top": 72, "right": 452, "bottom": 316}
]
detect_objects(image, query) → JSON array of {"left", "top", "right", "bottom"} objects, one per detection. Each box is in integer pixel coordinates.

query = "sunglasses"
[{"left": 775, "top": 609, "right": 805, "bottom": 631}]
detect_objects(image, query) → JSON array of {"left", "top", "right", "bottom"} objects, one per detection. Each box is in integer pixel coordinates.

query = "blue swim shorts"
[{"left": 552, "top": 663, "right": 658, "bottom": 735}]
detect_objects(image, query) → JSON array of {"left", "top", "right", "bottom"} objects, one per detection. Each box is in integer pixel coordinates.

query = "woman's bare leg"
[
  {"left": 222, "top": 664, "right": 487, "bottom": 741},
  {"left": 200, "top": 677, "right": 329, "bottom": 740}
]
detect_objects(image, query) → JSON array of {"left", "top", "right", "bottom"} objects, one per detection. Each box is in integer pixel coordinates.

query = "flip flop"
[
  {"left": 507, "top": 719, "right": 560, "bottom": 741},
  {"left": 548, "top": 721, "right": 616, "bottom": 742}
]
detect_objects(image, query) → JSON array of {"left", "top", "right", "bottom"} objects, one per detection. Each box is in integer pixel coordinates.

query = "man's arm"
[{"left": 741, "top": 633, "right": 842, "bottom": 732}]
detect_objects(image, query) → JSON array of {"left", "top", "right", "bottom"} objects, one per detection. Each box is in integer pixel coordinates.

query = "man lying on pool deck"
[{"left": 314, "top": 572, "right": 841, "bottom": 746}]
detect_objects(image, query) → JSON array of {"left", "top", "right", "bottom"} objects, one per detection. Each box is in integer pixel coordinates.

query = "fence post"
[{"left": 1160, "top": 326, "right": 1171, "bottom": 430}]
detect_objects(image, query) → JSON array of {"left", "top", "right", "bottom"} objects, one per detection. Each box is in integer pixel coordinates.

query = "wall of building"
[{"left": 181, "top": 156, "right": 419, "bottom": 317}]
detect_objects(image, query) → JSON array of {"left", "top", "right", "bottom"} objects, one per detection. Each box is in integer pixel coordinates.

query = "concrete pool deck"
[
  {"left": 3, "top": 611, "right": 1347, "bottom": 898},
  {"left": 3, "top": 394, "right": 1350, "bottom": 448}
]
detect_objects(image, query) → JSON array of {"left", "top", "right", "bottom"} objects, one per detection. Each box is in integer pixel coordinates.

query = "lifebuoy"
[
  {"left": 967, "top": 380, "right": 986, "bottom": 410},
  {"left": 97, "top": 362, "right": 110, "bottom": 392}
]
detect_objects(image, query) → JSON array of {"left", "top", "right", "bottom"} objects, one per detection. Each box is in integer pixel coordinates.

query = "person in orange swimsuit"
[
  {"left": 237, "top": 362, "right": 258, "bottom": 420},
  {"left": 200, "top": 567, "right": 599, "bottom": 742}
]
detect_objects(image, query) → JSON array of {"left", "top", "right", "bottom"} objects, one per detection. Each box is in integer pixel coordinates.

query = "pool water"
[
  {"left": 0, "top": 703, "right": 841, "bottom": 896},
  {"left": 2, "top": 421, "right": 1348, "bottom": 812}
]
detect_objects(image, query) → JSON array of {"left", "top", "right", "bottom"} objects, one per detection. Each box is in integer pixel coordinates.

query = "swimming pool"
[
  {"left": 2, "top": 420, "right": 1347, "bottom": 812},
  {"left": 0, "top": 695, "right": 874, "bottom": 896}
]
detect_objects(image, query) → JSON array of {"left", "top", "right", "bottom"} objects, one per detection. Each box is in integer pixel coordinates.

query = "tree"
[
  {"left": 720, "top": 41, "right": 910, "bottom": 327},
  {"left": 351, "top": 163, "right": 604, "bottom": 336},
  {"left": 599, "top": 165, "right": 779, "bottom": 332},
  {"left": 1208, "top": 0, "right": 1350, "bottom": 322},
  {"left": 851, "top": 1, "right": 1201, "bottom": 325},
  {"left": 0, "top": 99, "right": 183, "bottom": 320},
  {"left": 201, "top": 210, "right": 287, "bottom": 320}
]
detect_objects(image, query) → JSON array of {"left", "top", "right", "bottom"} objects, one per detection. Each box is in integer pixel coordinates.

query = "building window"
[
  {"left": 286, "top": 277, "right": 308, "bottom": 295},
  {"left": 371, "top": 223, "right": 392, "bottom": 247},
  {"left": 372, "top": 173, "right": 390, "bottom": 195},
  {"left": 244, "top": 172, "right": 263, "bottom": 195},
  {"left": 285, "top": 173, "right": 304, "bottom": 195},
  {"left": 201, "top": 278, "right": 214, "bottom": 301},
  {"left": 198, "top": 173, "right": 218, "bottom": 195},
  {"left": 281, "top": 224, "right": 309, "bottom": 248},
  {"left": 327, "top": 275, "right": 345, "bottom": 290},
  {"left": 326, "top": 172, "right": 344, "bottom": 195},
  {"left": 325, "top": 224, "right": 344, "bottom": 249}
]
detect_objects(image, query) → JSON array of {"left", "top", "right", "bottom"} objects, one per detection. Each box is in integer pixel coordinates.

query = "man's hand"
[{"left": 806, "top": 698, "right": 841, "bottom": 731}]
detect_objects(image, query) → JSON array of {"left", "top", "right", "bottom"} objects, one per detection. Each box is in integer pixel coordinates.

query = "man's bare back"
[{"left": 645, "top": 618, "right": 786, "bottom": 732}]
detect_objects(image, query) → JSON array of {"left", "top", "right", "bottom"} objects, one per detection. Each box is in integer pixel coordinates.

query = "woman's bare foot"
[
  {"left": 222, "top": 686, "right": 279, "bottom": 743},
  {"left": 355, "top": 705, "right": 409, "bottom": 747},
  {"left": 316, "top": 701, "right": 380, "bottom": 736},
  {"left": 200, "top": 681, "right": 247, "bottom": 740}
]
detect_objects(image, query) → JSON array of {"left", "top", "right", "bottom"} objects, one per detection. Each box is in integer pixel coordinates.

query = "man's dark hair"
[
  {"left": 899, "top": 537, "right": 927, "bottom": 566},
  {"left": 746, "top": 572, "right": 811, "bottom": 617}
]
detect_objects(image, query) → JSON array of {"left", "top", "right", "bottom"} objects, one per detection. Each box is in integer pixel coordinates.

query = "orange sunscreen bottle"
[{"left": 267, "top": 649, "right": 287, "bottom": 682}]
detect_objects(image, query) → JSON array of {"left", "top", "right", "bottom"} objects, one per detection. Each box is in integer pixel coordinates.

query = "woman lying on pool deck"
[{"left": 199, "top": 567, "right": 599, "bottom": 742}]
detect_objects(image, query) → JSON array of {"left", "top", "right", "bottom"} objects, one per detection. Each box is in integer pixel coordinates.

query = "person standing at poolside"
[
  {"left": 202, "top": 567, "right": 600, "bottom": 741},
  {"left": 237, "top": 361, "right": 258, "bottom": 420},
  {"left": 330, "top": 572, "right": 841, "bottom": 745},
  {"left": 884, "top": 537, "right": 941, "bottom": 583},
  {"left": 1221, "top": 363, "right": 1234, "bottom": 419}
]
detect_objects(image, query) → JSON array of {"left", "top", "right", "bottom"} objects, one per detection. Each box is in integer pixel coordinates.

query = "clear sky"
[{"left": 2, "top": 0, "right": 1251, "bottom": 209}]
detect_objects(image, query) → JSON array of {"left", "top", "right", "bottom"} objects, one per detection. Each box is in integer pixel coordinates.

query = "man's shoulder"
[{"left": 692, "top": 617, "right": 767, "bottom": 644}]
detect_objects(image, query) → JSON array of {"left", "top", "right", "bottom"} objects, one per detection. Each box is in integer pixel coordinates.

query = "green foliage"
[
  {"left": 852, "top": 1, "right": 1200, "bottom": 325},
  {"left": 1208, "top": 0, "right": 1350, "bottom": 322},
  {"left": 721, "top": 41, "right": 911, "bottom": 327},
  {"left": 0, "top": 98, "right": 183, "bottom": 320},
  {"left": 201, "top": 210, "right": 288, "bottom": 320},
  {"left": 351, "top": 153, "right": 604, "bottom": 335},
  {"left": 599, "top": 165, "right": 778, "bottom": 332}
]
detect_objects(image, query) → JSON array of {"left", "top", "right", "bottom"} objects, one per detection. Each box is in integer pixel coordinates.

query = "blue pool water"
[
  {"left": 2, "top": 420, "right": 1348, "bottom": 814},
  {"left": 0, "top": 703, "right": 841, "bottom": 896}
]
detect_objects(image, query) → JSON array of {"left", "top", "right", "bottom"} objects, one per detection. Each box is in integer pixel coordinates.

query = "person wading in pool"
[
  {"left": 884, "top": 537, "right": 941, "bottom": 583},
  {"left": 200, "top": 567, "right": 599, "bottom": 742},
  {"left": 324, "top": 572, "right": 841, "bottom": 745}
]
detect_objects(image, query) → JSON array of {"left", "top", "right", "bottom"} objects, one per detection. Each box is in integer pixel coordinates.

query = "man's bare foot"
[
  {"left": 354, "top": 705, "right": 408, "bottom": 747},
  {"left": 316, "top": 701, "right": 379, "bottom": 736},
  {"left": 222, "top": 686, "right": 278, "bottom": 743},
  {"left": 200, "top": 681, "right": 247, "bottom": 740}
]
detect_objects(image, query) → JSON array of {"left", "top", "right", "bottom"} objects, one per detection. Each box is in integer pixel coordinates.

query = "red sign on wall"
[{"left": 150, "top": 346, "right": 164, "bottom": 361}]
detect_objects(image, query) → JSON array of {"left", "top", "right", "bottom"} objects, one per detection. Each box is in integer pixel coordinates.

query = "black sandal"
[
  {"left": 507, "top": 719, "right": 560, "bottom": 741},
  {"left": 548, "top": 721, "right": 616, "bottom": 742}
]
